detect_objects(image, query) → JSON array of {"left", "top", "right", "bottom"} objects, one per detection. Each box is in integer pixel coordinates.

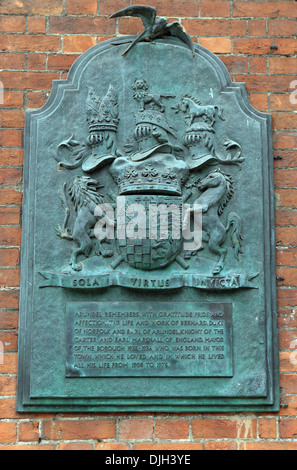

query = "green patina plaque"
[
  {"left": 17, "top": 6, "right": 279, "bottom": 412},
  {"left": 65, "top": 302, "right": 233, "bottom": 378}
]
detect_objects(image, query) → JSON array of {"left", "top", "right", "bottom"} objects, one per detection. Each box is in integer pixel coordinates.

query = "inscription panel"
[{"left": 66, "top": 302, "right": 233, "bottom": 378}]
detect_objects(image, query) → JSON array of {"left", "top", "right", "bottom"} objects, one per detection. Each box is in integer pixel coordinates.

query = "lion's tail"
[
  {"left": 61, "top": 182, "right": 72, "bottom": 232},
  {"left": 226, "top": 212, "right": 243, "bottom": 260}
]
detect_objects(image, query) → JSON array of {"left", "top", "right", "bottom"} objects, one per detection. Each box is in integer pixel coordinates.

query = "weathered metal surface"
[
  {"left": 17, "top": 6, "right": 279, "bottom": 412},
  {"left": 65, "top": 301, "right": 233, "bottom": 378}
]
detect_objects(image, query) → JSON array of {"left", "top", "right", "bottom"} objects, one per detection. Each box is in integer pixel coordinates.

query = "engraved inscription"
[{"left": 66, "top": 302, "right": 233, "bottom": 378}]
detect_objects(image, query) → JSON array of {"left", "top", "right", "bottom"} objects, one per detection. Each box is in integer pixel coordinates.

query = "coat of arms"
[{"left": 41, "top": 6, "right": 256, "bottom": 291}]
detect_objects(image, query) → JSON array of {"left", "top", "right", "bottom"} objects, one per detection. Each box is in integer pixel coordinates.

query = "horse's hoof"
[
  {"left": 212, "top": 266, "right": 222, "bottom": 275},
  {"left": 72, "top": 263, "right": 82, "bottom": 272}
]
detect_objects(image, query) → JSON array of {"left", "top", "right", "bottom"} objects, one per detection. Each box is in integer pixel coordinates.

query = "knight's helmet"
[
  {"left": 134, "top": 109, "right": 177, "bottom": 152},
  {"left": 83, "top": 85, "right": 119, "bottom": 171}
]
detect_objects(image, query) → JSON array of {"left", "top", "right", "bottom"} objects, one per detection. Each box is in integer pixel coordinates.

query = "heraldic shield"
[{"left": 116, "top": 195, "right": 184, "bottom": 271}]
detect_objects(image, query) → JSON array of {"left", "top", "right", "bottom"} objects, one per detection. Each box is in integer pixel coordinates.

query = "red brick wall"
[{"left": 0, "top": 0, "right": 297, "bottom": 450}]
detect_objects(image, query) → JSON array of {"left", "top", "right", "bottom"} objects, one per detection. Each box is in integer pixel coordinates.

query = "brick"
[
  {"left": 279, "top": 395, "right": 297, "bottom": 416},
  {"left": 49, "top": 17, "right": 116, "bottom": 35},
  {"left": 0, "top": 147, "right": 24, "bottom": 166},
  {"left": 279, "top": 351, "right": 297, "bottom": 373},
  {"left": 277, "top": 248, "right": 297, "bottom": 267},
  {"left": 119, "top": 419, "right": 154, "bottom": 440},
  {"left": 0, "top": 290, "right": 19, "bottom": 309},
  {"left": 28, "top": 54, "right": 47, "bottom": 71},
  {"left": 97, "top": 36, "right": 116, "bottom": 44},
  {"left": 0, "top": 35, "right": 61, "bottom": 53},
  {"left": 274, "top": 133, "right": 297, "bottom": 150},
  {"left": 0, "top": 188, "right": 23, "bottom": 205},
  {"left": 59, "top": 443, "right": 94, "bottom": 450},
  {"left": 0, "top": 16, "right": 26, "bottom": 33},
  {"left": 0, "top": 352, "right": 18, "bottom": 374},
  {"left": 0, "top": 422, "right": 17, "bottom": 443},
  {"left": 276, "top": 190, "right": 297, "bottom": 208},
  {"left": 280, "top": 374, "right": 297, "bottom": 394},
  {"left": 0, "top": 72, "right": 59, "bottom": 91},
  {"left": 192, "top": 419, "right": 257, "bottom": 439},
  {"left": 118, "top": 17, "right": 145, "bottom": 35},
  {"left": 0, "top": 269, "right": 20, "bottom": 287},
  {"left": 268, "top": 20, "right": 297, "bottom": 38},
  {"left": 0, "top": 398, "right": 55, "bottom": 420},
  {"left": 277, "top": 268, "right": 297, "bottom": 287},
  {"left": 99, "top": 0, "right": 130, "bottom": 16},
  {"left": 27, "top": 17, "right": 47, "bottom": 34},
  {"left": 278, "top": 309, "right": 297, "bottom": 330},
  {"left": 279, "top": 419, "right": 297, "bottom": 438},
  {"left": 200, "top": 0, "right": 230, "bottom": 17},
  {"left": 0, "top": 52, "right": 26, "bottom": 70},
  {"left": 19, "top": 422, "right": 40, "bottom": 443},
  {"left": 0, "top": 310, "right": 19, "bottom": 330},
  {"left": 279, "top": 330, "right": 297, "bottom": 350},
  {"left": 132, "top": 0, "right": 199, "bottom": 17},
  {"left": 42, "top": 420, "right": 116, "bottom": 440},
  {"left": 0, "top": 149, "right": 24, "bottom": 167},
  {"left": 220, "top": 56, "right": 248, "bottom": 74},
  {"left": 63, "top": 36, "right": 96, "bottom": 53},
  {"left": 270, "top": 58, "right": 297, "bottom": 75},
  {"left": 200, "top": 38, "right": 232, "bottom": 54},
  {"left": 0, "top": 227, "right": 22, "bottom": 246},
  {"left": 0, "top": 331, "right": 18, "bottom": 352},
  {"left": 96, "top": 443, "right": 130, "bottom": 450},
  {"left": 274, "top": 151, "right": 297, "bottom": 169},
  {"left": 275, "top": 170, "right": 297, "bottom": 189},
  {"left": 204, "top": 441, "right": 238, "bottom": 450},
  {"left": 65, "top": 0, "right": 97, "bottom": 15},
  {"left": 233, "top": 1, "right": 297, "bottom": 19},
  {"left": 250, "top": 94, "right": 268, "bottom": 112},
  {"left": 182, "top": 19, "right": 246, "bottom": 37},
  {"left": 0, "top": 444, "right": 56, "bottom": 450},
  {"left": 248, "top": 19, "right": 267, "bottom": 37},
  {"left": 238, "top": 75, "right": 296, "bottom": 93},
  {"left": 155, "top": 420, "right": 189, "bottom": 440},
  {"left": 0, "top": 168, "right": 22, "bottom": 186},
  {"left": 0, "top": 129, "right": 23, "bottom": 147},
  {"left": 233, "top": 38, "right": 297, "bottom": 56},
  {"left": 277, "top": 289, "right": 297, "bottom": 309},
  {"left": 273, "top": 114, "right": 297, "bottom": 131},
  {"left": 0, "top": 398, "right": 53, "bottom": 420},
  {"left": 271, "top": 95, "right": 297, "bottom": 113},
  {"left": 133, "top": 443, "right": 203, "bottom": 450},
  {"left": 48, "top": 54, "right": 80, "bottom": 71},
  {"left": 0, "top": 91, "right": 24, "bottom": 109},
  {"left": 249, "top": 57, "right": 267, "bottom": 74},
  {"left": 0, "top": 376, "right": 17, "bottom": 396},
  {"left": 0, "top": 248, "right": 20, "bottom": 267},
  {"left": 0, "top": 110, "right": 25, "bottom": 128},
  {"left": 27, "top": 92, "right": 48, "bottom": 109},
  {"left": 0, "top": 0, "right": 63, "bottom": 15},
  {"left": 242, "top": 442, "right": 297, "bottom": 451}
]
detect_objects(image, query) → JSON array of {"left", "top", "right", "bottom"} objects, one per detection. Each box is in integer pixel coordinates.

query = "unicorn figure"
[{"left": 183, "top": 169, "right": 243, "bottom": 275}]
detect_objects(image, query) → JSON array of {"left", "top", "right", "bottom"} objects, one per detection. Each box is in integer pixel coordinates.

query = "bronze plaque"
[{"left": 17, "top": 5, "right": 279, "bottom": 412}]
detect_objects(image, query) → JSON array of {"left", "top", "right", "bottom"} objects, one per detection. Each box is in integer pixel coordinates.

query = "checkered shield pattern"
[{"left": 116, "top": 195, "right": 184, "bottom": 271}]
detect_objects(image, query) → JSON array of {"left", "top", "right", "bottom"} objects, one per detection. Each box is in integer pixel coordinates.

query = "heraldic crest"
[{"left": 41, "top": 5, "right": 258, "bottom": 292}]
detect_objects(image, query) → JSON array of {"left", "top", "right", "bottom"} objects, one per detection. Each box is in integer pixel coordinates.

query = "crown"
[
  {"left": 110, "top": 153, "right": 189, "bottom": 196},
  {"left": 86, "top": 84, "right": 119, "bottom": 133}
]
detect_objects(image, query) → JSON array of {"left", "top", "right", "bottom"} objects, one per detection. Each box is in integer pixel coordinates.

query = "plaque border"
[{"left": 17, "top": 37, "right": 279, "bottom": 412}]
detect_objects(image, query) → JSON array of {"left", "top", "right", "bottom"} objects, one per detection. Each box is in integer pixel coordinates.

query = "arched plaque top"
[{"left": 19, "top": 10, "right": 278, "bottom": 413}]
